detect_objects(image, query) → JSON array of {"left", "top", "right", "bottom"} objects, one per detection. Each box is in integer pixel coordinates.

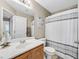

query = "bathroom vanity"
[
  {"left": 0, "top": 40, "right": 44, "bottom": 59},
  {"left": 14, "top": 44, "right": 44, "bottom": 59}
]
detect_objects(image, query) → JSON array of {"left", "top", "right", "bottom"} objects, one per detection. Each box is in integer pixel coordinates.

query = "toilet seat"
[
  {"left": 44, "top": 47, "right": 56, "bottom": 55},
  {"left": 38, "top": 38, "right": 56, "bottom": 56}
]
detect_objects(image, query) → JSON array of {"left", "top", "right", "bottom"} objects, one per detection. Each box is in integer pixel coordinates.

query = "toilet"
[{"left": 38, "top": 38, "right": 56, "bottom": 59}]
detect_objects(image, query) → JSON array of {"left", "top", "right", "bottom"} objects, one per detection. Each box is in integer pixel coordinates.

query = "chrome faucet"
[{"left": 20, "top": 40, "right": 26, "bottom": 44}]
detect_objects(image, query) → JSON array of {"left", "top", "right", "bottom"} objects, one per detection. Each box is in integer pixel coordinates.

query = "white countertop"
[{"left": 0, "top": 40, "right": 43, "bottom": 59}]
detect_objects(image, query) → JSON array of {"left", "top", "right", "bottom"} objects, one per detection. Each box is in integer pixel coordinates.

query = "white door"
[{"left": 11, "top": 16, "right": 27, "bottom": 39}]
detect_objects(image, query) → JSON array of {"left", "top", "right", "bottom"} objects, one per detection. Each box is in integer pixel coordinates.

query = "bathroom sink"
[
  {"left": 16, "top": 42, "right": 29, "bottom": 49},
  {"left": 15, "top": 39, "right": 35, "bottom": 49}
]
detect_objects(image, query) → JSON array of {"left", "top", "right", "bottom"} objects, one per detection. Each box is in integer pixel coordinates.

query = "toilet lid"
[{"left": 45, "top": 47, "right": 56, "bottom": 55}]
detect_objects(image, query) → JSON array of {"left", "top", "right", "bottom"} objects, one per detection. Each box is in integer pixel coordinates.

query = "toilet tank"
[{"left": 38, "top": 38, "right": 46, "bottom": 46}]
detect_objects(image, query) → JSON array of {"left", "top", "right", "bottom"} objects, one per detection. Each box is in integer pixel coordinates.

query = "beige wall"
[
  {"left": 30, "top": 0, "right": 51, "bottom": 17},
  {"left": 30, "top": 0, "right": 51, "bottom": 38},
  {"left": 34, "top": 17, "right": 45, "bottom": 39},
  {"left": 15, "top": 11, "right": 29, "bottom": 17},
  {"left": 0, "top": 0, "right": 16, "bottom": 15}
]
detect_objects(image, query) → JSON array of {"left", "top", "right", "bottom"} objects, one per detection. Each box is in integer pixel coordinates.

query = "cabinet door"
[
  {"left": 32, "top": 52, "right": 43, "bottom": 59},
  {"left": 15, "top": 52, "right": 32, "bottom": 59},
  {"left": 32, "top": 45, "right": 44, "bottom": 59}
]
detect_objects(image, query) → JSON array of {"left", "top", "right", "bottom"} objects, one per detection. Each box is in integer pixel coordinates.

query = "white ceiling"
[{"left": 35, "top": 0, "right": 77, "bottom": 13}]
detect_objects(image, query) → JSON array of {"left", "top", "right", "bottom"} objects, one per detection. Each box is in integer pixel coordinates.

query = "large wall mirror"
[{"left": 0, "top": 8, "right": 29, "bottom": 45}]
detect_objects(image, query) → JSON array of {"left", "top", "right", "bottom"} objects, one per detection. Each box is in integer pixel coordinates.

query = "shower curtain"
[{"left": 45, "top": 8, "right": 78, "bottom": 59}]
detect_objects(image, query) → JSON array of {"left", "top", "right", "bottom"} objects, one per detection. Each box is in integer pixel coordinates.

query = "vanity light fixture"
[{"left": 19, "top": 0, "right": 31, "bottom": 7}]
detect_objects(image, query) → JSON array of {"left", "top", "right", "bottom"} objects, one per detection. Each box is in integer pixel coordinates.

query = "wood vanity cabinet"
[
  {"left": 14, "top": 44, "right": 44, "bottom": 59},
  {"left": 14, "top": 51, "right": 32, "bottom": 59},
  {"left": 31, "top": 45, "right": 44, "bottom": 59}
]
